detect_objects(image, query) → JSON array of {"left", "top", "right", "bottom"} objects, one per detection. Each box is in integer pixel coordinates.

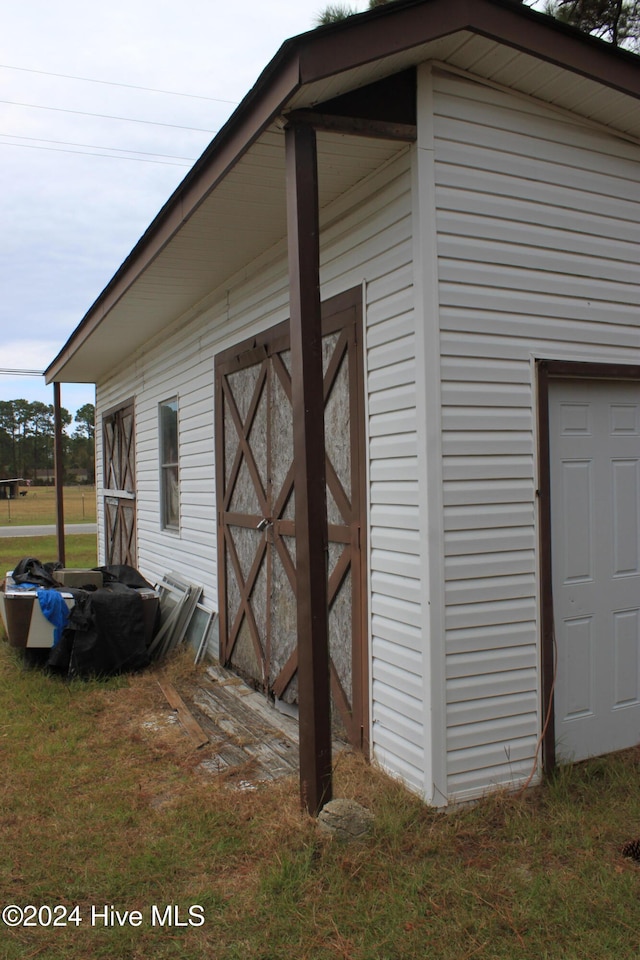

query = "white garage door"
[{"left": 549, "top": 379, "right": 640, "bottom": 762}]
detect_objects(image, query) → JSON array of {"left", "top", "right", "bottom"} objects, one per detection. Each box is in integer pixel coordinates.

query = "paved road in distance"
[{"left": 0, "top": 524, "right": 97, "bottom": 538}]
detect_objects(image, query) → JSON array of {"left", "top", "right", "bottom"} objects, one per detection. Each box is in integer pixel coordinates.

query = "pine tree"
[
  {"left": 315, "top": 3, "right": 358, "bottom": 25},
  {"left": 545, "top": 0, "right": 640, "bottom": 48}
]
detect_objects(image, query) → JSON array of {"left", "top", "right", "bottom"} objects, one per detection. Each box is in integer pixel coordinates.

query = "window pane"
[
  {"left": 162, "top": 465, "right": 180, "bottom": 528},
  {"left": 160, "top": 399, "right": 178, "bottom": 466},
  {"left": 160, "top": 398, "right": 179, "bottom": 529}
]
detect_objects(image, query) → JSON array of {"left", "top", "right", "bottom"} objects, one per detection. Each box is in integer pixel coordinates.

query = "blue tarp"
[{"left": 36, "top": 589, "right": 70, "bottom": 647}]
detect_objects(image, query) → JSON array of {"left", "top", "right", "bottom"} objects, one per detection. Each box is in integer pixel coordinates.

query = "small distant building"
[
  {"left": 0, "top": 479, "right": 25, "bottom": 500},
  {"left": 34, "top": 470, "right": 55, "bottom": 485}
]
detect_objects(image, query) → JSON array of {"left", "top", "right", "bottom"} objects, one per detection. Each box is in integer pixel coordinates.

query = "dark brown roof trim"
[{"left": 294, "top": 0, "right": 640, "bottom": 97}]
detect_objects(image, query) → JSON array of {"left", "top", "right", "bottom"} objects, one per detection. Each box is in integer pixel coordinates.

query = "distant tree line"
[{"left": 0, "top": 400, "right": 95, "bottom": 485}]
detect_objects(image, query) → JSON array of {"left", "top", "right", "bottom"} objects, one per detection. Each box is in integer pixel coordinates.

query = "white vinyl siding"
[
  {"left": 431, "top": 66, "right": 640, "bottom": 800},
  {"left": 97, "top": 340, "right": 218, "bottom": 601},
  {"left": 93, "top": 63, "right": 640, "bottom": 806},
  {"left": 95, "top": 148, "right": 426, "bottom": 792}
]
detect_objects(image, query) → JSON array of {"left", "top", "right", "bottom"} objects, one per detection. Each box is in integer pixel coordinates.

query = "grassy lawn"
[
  {"left": 0, "top": 535, "right": 97, "bottom": 575},
  {"left": 0, "top": 495, "right": 98, "bottom": 575},
  {"left": 0, "top": 637, "right": 639, "bottom": 959},
  {"left": 0, "top": 485, "right": 96, "bottom": 526}
]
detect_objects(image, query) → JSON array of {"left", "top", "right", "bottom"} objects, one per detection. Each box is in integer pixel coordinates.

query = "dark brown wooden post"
[
  {"left": 285, "top": 120, "right": 332, "bottom": 815},
  {"left": 53, "top": 382, "right": 66, "bottom": 567}
]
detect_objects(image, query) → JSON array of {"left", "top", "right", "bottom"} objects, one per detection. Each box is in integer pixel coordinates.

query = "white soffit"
[
  {"left": 53, "top": 28, "right": 640, "bottom": 383},
  {"left": 56, "top": 125, "right": 405, "bottom": 383}
]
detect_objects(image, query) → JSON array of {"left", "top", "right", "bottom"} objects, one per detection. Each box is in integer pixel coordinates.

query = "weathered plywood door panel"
[
  {"left": 103, "top": 400, "right": 137, "bottom": 567},
  {"left": 216, "top": 289, "right": 368, "bottom": 749},
  {"left": 550, "top": 379, "right": 640, "bottom": 762}
]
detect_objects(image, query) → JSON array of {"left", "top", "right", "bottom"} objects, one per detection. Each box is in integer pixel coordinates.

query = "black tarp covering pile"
[
  {"left": 13, "top": 559, "right": 157, "bottom": 680},
  {"left": 12, "top": 556, "right": 62, "bottom": 588},
  {"left": 48, "top": 584, "right": 150, "bottom": 679}
]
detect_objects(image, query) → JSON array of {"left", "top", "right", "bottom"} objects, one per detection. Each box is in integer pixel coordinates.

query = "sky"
[{"left": 0, "top": 0, "right": 372, "bottom": 422}]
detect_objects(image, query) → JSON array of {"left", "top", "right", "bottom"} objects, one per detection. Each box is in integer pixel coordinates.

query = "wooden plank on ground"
[{"left": 157, "top": 679, "right": 210, "bottom": 748}]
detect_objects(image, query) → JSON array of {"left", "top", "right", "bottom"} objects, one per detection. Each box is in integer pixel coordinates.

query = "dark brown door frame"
[
  {"left": 537, "top": 359, "right": 640, "bottom": 775},
  {"left": 215, "top": 288, "right": 368, "bottom": 755}
]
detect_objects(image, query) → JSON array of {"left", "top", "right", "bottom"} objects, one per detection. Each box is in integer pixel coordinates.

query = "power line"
[
  {"left": 0, "top": 98, "right": 214, "bottom": 133},
  {"left": 0, "top": 140, "right": 192, "bottom": 165},
  {"left": 0, "top": 62, "right": 239, "bottom": 106},
  {"left": 0, "top": 369, "right": 43, "bottom": 376},
  {"left": 0, "top": 132, "right": 196, "bottom": 163}
]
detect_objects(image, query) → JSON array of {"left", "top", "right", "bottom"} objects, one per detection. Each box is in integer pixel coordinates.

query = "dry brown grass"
[{"left": 2, "top": 644, "right": 640, "bottom": 959}]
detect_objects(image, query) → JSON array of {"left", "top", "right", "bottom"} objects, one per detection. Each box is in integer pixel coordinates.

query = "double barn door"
[
  {"left": 216, "top": 291, "right": 368, "bottom": 748},
  {"left": 102, "top": 400, "right": 137, "bottom": 567}
]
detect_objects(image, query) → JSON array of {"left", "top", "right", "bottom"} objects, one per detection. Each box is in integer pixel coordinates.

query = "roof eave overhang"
[
  {"left": 45, "top": 0, "right": 640, "bottom": 384},
  {"left": 45, "top": 51, "right": 303, "bottom": 383},
  {"left": 296, "top": 0, "right": 640, "bottom": 95}
]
